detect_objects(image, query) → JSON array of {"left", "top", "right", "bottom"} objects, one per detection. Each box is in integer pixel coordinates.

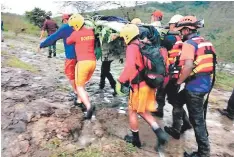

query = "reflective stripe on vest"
[
  {"left": 190, "top": 37, "right": 215, "bottom": 75},
  {"left": 168, "top": 35, "right": 182, "bottom": 64}
]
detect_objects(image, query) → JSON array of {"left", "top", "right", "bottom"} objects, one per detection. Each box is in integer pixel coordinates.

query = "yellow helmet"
[
  {"left": 120, "top": 24, "right": 139, "bottom": 44},
  {"left": 68, "top": 14, "right": 84, "bottom": 31},
  {"left": 131, "top": 18, "right": 142, "bottom": 24}
]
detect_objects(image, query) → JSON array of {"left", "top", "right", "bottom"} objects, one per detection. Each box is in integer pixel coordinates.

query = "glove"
[
  {"left": 119, "top": 58, "right": 123, "bottom": 64},
  {"left": 115, "top": 81, "right": 129, "bottom": 96}
]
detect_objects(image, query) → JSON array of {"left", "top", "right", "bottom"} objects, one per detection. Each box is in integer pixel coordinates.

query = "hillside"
[
  {"left": 1, "top": 1, "right": 234, "bottom": 62},
  {"left": 97, "top": 1, "right": 234, "bottom": 63}
]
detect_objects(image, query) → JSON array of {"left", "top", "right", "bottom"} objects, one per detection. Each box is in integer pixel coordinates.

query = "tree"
[
  {"left": 57, "top": 1, "right": 147, "bottom": 20},
  {"left": 25, "top": 7, "right": 52, "bottom": 28},
  {"left": 110, "top": 1, "right": 147, "bottom": 21},
  {"left": 57, "top": 1, "right": 110, "bottom": 15}
]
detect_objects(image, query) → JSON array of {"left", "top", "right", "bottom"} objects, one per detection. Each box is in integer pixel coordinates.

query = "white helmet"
[{"left": 168, "top": 14, "right": 184, "bottom": 24}]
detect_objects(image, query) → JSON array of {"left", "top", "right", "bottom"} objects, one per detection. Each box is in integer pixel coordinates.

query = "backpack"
[{"left": 132, "top": 42, "right": 168, "bottom": 89}]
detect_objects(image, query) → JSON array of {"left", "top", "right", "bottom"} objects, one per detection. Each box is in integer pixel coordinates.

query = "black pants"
[
  {"left": 156, "top": 79, "right": 180, "bottom": 111},
  {"left": 227, "top": 89, "right": 234, "bottom": 116},
  {"left": 99, "top": 60, "right": 116, "bottom": 89},
  {"left": 173, "top": 89, "right": 210, "bottom": 156},
  {"left": 48, "top": 35, "right": 56, "bottom": 56}
]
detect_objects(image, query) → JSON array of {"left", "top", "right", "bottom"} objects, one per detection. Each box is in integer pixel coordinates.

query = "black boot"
[
  {"left": 217, "top": 108, "right": 234, "bottom": 120},
  {"left": 164, "top": 126, "right": 180, "bottom": 139},
  {"left": 84, "top": 105, "right": 95, "bottom": 120},
  {"left": 48, "top": 50, "right": 52, "bottom": 58},
  {"left": 74, "top": 99, "right": 87, "bottom": 112},
  {"left": 153, "top": 128, "right": 168, "bottom": 150},
  {"left": 124, "top": 131, "right": 141, "bottom": 148},
  {"left": 180, "top": 123, "right": 192, "bottom": 134},
  {"left": 111, "top": 83, "right": 117, "bottom": 96},
  {"left": 53, "top": 51, "right": 56, "bottom": 57}
]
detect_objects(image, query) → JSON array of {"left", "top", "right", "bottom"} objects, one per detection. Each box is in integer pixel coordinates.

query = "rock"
[
  {"left": 54, "top": 109, "right": 71, "bottom": 118},
  {"left": 18, "top": 133, "right": 32, "bottom": 141},
  {"left": 64, "top": 143, "right": 77, "bottom": 152},
  {"left": 93, "top": 122, "right": 105, "bottom": 138},
  {"left": 56, "top": 134, "right": 64, "bottom": 140},
  {"left": 19, "top": 140, "right": 30, "bottom": 153},
  {"left": 8, "top": 121, "right": 27, "bottom": 133}
]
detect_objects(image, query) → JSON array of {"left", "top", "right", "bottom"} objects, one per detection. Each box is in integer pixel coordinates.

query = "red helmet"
[
  {"left": 174, "top": 16, "right": 198, "bottom": 31},
  {"left": 62, "top": 14, "right": 70, "bottom": 22},
  {"left": 152, "top": 10, "right": 163, "bottom": 18}
]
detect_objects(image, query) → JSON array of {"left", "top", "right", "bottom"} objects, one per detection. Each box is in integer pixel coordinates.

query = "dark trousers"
[
  {"left": 48, "top": 35, "right": 56, "bottom": 56},
  {"left": 227, "top": 89, "right": 234, "bottom": 115},
  {"left": 173, "top": 89, "right": 210, "bottom": 156},
  {"left": 99, "top": 60, "right": 116, "bottom": 89},
  {"left": 156, "top": 79, "right": 180, "bottom": 111},
  {"left": 156, "top": 79, "right": 191, "bottom": 128}
]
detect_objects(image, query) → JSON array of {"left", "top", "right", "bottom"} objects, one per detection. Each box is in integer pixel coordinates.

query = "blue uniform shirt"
[{"left": 40, "top": 24, "right": 76, "bottom": 59}]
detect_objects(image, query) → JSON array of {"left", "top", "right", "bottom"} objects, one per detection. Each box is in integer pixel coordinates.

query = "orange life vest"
[
  {"left": 189, "top": 36, "right": 216, "bottom": 76},
  {"left": 168, "top": 35, "right": 183, "bottom": 79},
  {"left": 168, "top": 35, "right": 183, "bottom": 65}
]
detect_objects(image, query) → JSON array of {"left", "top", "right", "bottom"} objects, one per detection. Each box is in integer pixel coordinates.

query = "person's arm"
[
  {"left": 118, "top": 45, "right": 137, "bottom": 83},
  {"left": 40, "top": 21, "right": 47, "bottom": 39},
  {"left": 177, "top": 43, "right": 195, "bottom": 84},
  {"left": 40, "top": 25, "right": 65, "bottom": 48},
  {"left": 177, "top": 60, "right": 194, "bottom": 84},
  {"left": 66, "top": 32, "right": 76, "bottom": 45}
]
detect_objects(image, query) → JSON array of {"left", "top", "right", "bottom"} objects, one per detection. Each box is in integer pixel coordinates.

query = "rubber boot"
[
  {"left": 164, "top": 126, "right": 180, "bottom": 139},
  {"left": 74, "top": 99, "right": 87, "bottom": 112},
  {"left": 48, "top": 50, "right": 52, "bottom": 58},
  {"left": 112, "top": 83, "right": 117, "bottom": 96},
  {"left": 53, "top": 49, "right": 56, "bottom": 57},
  {"left": 153, "top": 128, "right": 168, "bottom": 150},
  {"left": 84, "top": 105, "right": 95, "bottom": 120},
  {"left": 218, "top": 108, "right": 234, "bottom": 120},
  {"left": 180, "top": 123, "right": 192, "bottom": 134},
  {"left": 124, "top": 131, "right": 141, "bottom": 148}
]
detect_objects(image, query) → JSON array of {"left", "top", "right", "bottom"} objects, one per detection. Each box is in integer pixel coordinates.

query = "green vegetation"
[
  {"left": 56, "top": 42, "right": 65, "bottom": 54},
  {"left": 1, "top": 13, "right": 40, "bottom": 36},
  {"left": 2, "top": 1, "right": 234, "bottom": 62},
  {"left": 215, "top": 71, "right": 234, "bottom": 91},
  {"left": 3, "top": 54, "right": 38, "bottom": 73},
  {"left": 97, "top": 1, "right": 234, "bottom": 63},
  {"left": 25, "top": 7, "right": 52, "bottom": 28}
]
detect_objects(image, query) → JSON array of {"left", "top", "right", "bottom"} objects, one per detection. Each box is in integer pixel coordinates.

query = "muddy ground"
[{"left": 1, "top": 32, "right": 234, "bottom": 157}]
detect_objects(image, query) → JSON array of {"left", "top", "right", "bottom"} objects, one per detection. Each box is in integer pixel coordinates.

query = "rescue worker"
[
  {"left": 131, "top": 18, "right": 142, "bottom": 25},
  {"left": 154, "top": 16, "right": 192, "bottom": 138},
  {"left": 66, "top": 14, "right": 96, "bottom": 120},
  {"left": 39, "top": 14, "right": 85, "bottom": 110},
  {"left": 40, "top": 16, "right": 59, "bottom": 58},
  {"left": 165, "top": 16, "right": 216, "bottom": 157},
  {"left": 151, "top": 10, "right": 163, "bottom": 27},
  {"left": 217, "top": 88, "right": 234, "bottom": 120},
  {"left": 153, "top": 14, "right": 185, "bottom": 118},
  {"left": 116, "top": 24, "right": 168, "bottom": 150}
]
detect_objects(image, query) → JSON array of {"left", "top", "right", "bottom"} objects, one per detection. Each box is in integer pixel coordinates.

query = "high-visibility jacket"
[
  {"left": 168, "top": 35, "right": 183, "bottom": 79},
  {"left": 188, "top": 36, "right": 216, "bottom": 76}
]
